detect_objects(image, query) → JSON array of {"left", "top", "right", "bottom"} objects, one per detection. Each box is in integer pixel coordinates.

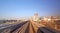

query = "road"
[{"left": 0, "top": 21, "right": 60, "bottom": 33}]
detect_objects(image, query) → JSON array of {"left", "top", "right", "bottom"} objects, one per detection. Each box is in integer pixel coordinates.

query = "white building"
[{"left": 30, "top": 13, "right": 40, "bottom": 22}]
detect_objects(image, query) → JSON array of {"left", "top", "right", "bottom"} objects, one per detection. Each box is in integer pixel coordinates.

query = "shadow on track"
[
  {"left": 10, "top": 21, "right": 29, "bottom": 33},
  {"left": 37, "top": 27, "right": 60, "bottom": 33}
]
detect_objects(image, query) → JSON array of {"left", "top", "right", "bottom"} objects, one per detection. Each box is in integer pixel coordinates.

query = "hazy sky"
[{"left": 0, "top": 0, "right": 60, "bottom": 19}]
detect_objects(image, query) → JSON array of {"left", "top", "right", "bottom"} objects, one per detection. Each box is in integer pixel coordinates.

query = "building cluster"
[{"left": 30, "top": 13, "right": 60, "bottom": 31}]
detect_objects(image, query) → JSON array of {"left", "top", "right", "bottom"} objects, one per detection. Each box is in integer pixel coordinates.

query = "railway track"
[
  {"left": 0, "top": 21, "right": 60, "bottom": 33},
  {"left": 0, "top": 21, "right": 28, "bottom": 33}
]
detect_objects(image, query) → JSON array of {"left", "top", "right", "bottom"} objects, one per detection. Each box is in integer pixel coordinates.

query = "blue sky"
[{"left": 0, "top": 0, "right": 60, "bottom": 19}]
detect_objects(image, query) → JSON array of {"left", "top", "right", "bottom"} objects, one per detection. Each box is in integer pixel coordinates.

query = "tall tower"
[
  {"left": 34, "top": 12, "right": 39, "bottom": 17},
  {"left": 32, "top": 12, "right": 39, "bottom": 22}
]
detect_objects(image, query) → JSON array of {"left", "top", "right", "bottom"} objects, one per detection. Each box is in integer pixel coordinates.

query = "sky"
[{"left": 0, "top": 0, "right": 60, "bottom": 19}]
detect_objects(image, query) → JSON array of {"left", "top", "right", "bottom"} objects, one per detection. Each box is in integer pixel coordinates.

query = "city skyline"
[{"left": 0, "top": 0, "right": 60, "bottom": 19}]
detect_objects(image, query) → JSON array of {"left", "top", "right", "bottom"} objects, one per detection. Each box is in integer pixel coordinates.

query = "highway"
[{"left": 0, "top": 21, "right": 60, "bottom": 33}]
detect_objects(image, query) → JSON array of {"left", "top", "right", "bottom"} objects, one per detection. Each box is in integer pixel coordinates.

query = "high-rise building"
[{"left": 30, "top": 12, "right": 40, "bottom": 22}]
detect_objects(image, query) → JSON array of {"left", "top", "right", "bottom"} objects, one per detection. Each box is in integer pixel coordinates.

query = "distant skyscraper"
[{"left": 30, "top": 12, "right": 40, "bottom": 22}]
